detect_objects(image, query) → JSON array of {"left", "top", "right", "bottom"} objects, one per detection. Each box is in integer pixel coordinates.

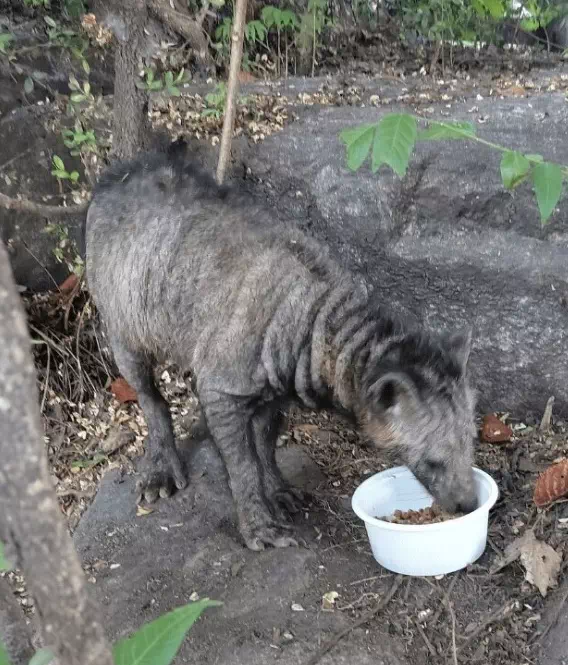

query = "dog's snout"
[{"left": 457, "top": 495, "right": 478, "bottom": 514}]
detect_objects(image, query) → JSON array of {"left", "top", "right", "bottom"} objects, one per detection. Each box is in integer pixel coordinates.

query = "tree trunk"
[
  {"left": 216, "top": 0, "right": 248, "bottom": 185},
  {"left": 0, "top": 577, "right": 35, "bottom": 665},
  {"left": 111, "top": 0, "right": 152, "bottom": 161},
  {"left": 0, "top": 241, "right": 114, "bottom": 665},
  {"left": 148, "top": 0, "right": 214, "bottom": 72}
]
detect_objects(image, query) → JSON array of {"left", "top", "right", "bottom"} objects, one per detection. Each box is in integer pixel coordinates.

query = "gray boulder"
[{"left": 241, "top": 92, "right": 568, "bottom": 418}]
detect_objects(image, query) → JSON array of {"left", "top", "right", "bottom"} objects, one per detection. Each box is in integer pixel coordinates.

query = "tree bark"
[
  {"left": 216, "top": 0, "right": 248, "bottom": 185},
  {"left": 110, "top": 0, "right": 152, "bottom": 161},
  {"left": 148, "top": 0, "right": 214, "bottom": 70},
  {"left": 0, "top": 241, "right": 114, "bottom": 665},
  {"left": 0, "top": 577, "right": 35, "bottom": 665}
]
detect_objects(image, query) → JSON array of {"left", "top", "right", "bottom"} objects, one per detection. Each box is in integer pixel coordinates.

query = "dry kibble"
[{"left": 378, "top": 504, "right": 463, "bottom": 525}]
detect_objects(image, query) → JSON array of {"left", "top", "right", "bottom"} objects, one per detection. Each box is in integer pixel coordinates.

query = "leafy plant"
[
  {"left": 202, "top": 82, "right": 227, "bottom": 118},
  {"left": 63, "top": 0, "right": 86, "bottom": 19},
  {"left": 24, "top": 0, "right": 50, "bottom": 7},
  {"left": 261, "top": 5, "right": 299, "bottom": 75},
  {"left": 0, "top": 590, "right": 219, "bottom": 665},
  {"left": 68, "top": 75, "right": 94, "bottom": 105},
  {"left": 45, "top": 222, "right": 84, "bottom": 274},
  {"left": 298, "top": 0, "right": 328, "bottom": 76},
  {"left": 136, "top": 68, "right": 189, "bottom": 96},
  {"left": 245, "top": 19, "right": 268, "bottom": 44},
  {"left": 0, "top": 31, "right": 14, "bottom": 54},
  {"left": 215, "top": 16, "right": 233, "bottom": 44},
  {"left": 113, "top": 599, "right": 221, "bottom": 665},
  {"left": 340, "top": 113, "right": 567, "bottom": 224},
  {"left": 62, "top": 122, "right": 97, "bottom": 155},
  {"left": 45, "top": 16, "right": 90, "bottom": 74},
  {"left": 51, "top": 155, "right": 79, "bottom": 184}
]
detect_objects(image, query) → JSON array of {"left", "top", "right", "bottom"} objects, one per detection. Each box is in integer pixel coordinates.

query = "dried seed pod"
[{"left": 533, "top": 459, "right": 568, "bottom": 507}]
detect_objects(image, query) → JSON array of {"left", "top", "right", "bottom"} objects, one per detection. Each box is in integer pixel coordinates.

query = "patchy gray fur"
[{"left": 85, "top": 140, "right": 478, "bottom": 551}]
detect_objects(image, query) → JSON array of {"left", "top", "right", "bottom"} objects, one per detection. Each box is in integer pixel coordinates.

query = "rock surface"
[
  {"left": 73, "top": 439, "right": 408, "bottom": 665},
  {"left": 241, "top": 90, "right": 568, "bottom": 418}
]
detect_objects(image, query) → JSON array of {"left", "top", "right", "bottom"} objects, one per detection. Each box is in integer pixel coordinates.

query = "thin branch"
[
  {"left": 0, "top": 193, "right": 88, "bottom": 217},
  {"left": 305, "top": 575, "right": 403, "bottom": 665},
  {"left": 216, "top": 0, "right": 248, "bottom": 185}
]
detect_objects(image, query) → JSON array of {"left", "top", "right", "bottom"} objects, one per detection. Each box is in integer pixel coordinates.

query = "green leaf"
[
  {"left": 28, "top": 647, "right": 55, "bottom": 665},
  {"left": 500, "top": 151, "right": 531, "bottom": 190},
  {"left": 51, "top": 170, "right": 69, "bottom": 179},
  {"left": 0, "top": 33, "right": 14, "bottom": 53},
  {"left": 81, "top": 59, "right": 90, "bottom": 75},
  {"left": 70, "top": 93, "right": 86, "bottom": 103},
  {"left": 0, "top": 541, "right": 12, "bottom": 571},
  {"left": 372, "top": 114, "right": 417, "bottom": 177},
  {"left": 339, "top": 124, "right": 375, "bottom": 171},
  {"left": 113, "top": 599, "right": 221, "bottom": 665},
  {"left": 0, "top": 641, "right": 12, "bottom": 665},
  {"left": 52, "top": 155, "right": 65, "bottom": 170},
  {"left": 164, "top": 71, "right": 174, "bottom": 87},
  {"left": 481, "top": 0, "right": 505, "bottom": 19},
  {"left": 69, "top": 171, "right": 79, "bottom": 183},
  {"left": 532, "top": 162, "right": 563, "bottom": 224},
  {"left": 526, "top": 153, "right": 544, "bottom": 163},
  {"left": 168, "top": 86, "right": 181, "bottom": 97},
  {"left": 44, "top": 16, "right": 57, "bottom": 28},
  {"left": 68, "top": 75, "right": 80, "bottom": 91},
  {"left": 24, "top": 77, "right": 34, "bottom": 95},
  {"left": 417, "top": 121, "right": 476, "bottom": 141}
]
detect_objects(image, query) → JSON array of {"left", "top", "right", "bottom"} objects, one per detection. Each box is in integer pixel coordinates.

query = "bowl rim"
[{"left": 351, "top": 465, "right": 499, "bottom": 533}]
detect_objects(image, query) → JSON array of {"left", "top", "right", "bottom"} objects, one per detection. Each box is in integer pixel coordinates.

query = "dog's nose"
[{"left": 457, "top": 496, "right": 478, "bottom": 514}]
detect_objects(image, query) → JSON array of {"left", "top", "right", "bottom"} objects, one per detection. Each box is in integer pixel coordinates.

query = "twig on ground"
[
  {"left": 415, "top": 620, "right": 437, "bottom": 659},
  {"left": 531, "top": 585, "right": 568, "bottom": 644},
  {"left": 457, "top": 594, "right": 532, "bottom": 654},
  {"left": 0, "top": 192, "right": 88, "bottom": 217},
  {"left": 306, "top": 575, "right": 403, "bottom": 665},
  {"left": 540, "top": 396, "right": 555, "bottom": 431},
  {"left": 431, "top": 573, "right": 460, "bottom": 626},
  {"left": 447, "top": 596, "right": 458, "bottom": 665}
]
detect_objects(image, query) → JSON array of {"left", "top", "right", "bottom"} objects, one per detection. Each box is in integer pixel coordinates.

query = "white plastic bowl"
[{"left": 351, "top": 466, "right": 499, "bottom": 577}]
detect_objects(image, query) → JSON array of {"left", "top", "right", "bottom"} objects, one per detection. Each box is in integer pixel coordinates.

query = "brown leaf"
[
  {"left": 110, "top": 378, "right": 137, "bottom": 404},
  {"left": 480, "top": 414, "right": 513, "bottom": 443},
  {"left": 136, "top": 505, "right": 154, "bottom": 517},
  {"left": 58, "top": 273, "right": 79, "bottom": 293},
  {"left": 493, "top": 529, "right": 561, "bottom": 597},
  {"left": 533, "top": 458, "right": 568, "bottom": 507}
]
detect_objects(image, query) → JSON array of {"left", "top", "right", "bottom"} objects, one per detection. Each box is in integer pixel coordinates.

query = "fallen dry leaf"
[
  {"left": 322, "top": 591, "right": 339, "bottom": 610},
  {"left": 136, "top": 505, "right": 154, "bottom": 517},
  {"left": 110, "top": 377, "right": 138, "bottom": 404},
  {"left": 493, "top": 529, "right": 561, "bottom": 597},
  {"left": 533, "top": 458, "right": 568, "bottom": 507},
  {"left": 480, "top": 414, "right": 513, "bottom": 443},
  {"left": 58, "top": 273, "right": 79, "bottom": 293}
]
